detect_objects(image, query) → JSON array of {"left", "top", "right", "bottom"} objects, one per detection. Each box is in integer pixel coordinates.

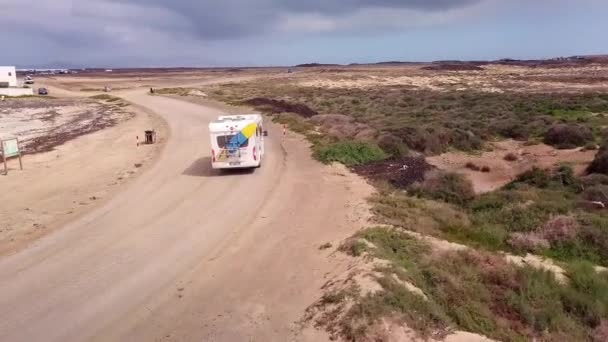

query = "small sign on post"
[{"left": 1, "top": 137, "right": 23, "bottom": 175}]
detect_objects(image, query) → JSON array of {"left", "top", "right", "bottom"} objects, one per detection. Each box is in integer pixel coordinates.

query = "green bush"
[
  {"left": 313, "top": 141, "right": 388, "bottom": 166},
  {"left": 412, "top": 171, "right": 475, "bottom": 206},
  {"left": 507, "top": 167, "right": 552, "bottom": 189},
  {"left": 561, "top": 262, "right": 608, "bottom": 326},
  {"left": 554, "top": 164, "right": 581, "bottom": 189},
  {"left": 507, "top": 165, "right": 581, "bottom": 192},
  {"left": 335, "top": 227, "right": 601, "bottom": 341}
]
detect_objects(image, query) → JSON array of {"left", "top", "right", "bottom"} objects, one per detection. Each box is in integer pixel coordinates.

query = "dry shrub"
[
  {"left": 421, "top": 63, "right": 484, "bottom": 71},
  {"left": 413, "top": 171, "right": 475, "bottom": 206},
  {"left": 494, "top": 120, "right": 530, "bottom": 140},
  {"left": 577, "top": 200, "right": 606, "bottom": 211},
  {"left": 543, "top": 124, "right": 594, "bottom": 149},
  {"left": 464, "top": 162, "right": 490, "bottom": 173},
  {"left": 588, "top": 141, "right": 608, "bottom": 175},
  {"left": 465, "top": 161, "right": 481, "bottom": 171},
  {"left": 396, "top": 126, "right": 449, "bottom": 154},
  {"left": 588, "top": 152, "right": 608, "bottom": 175},
  {"left": 592, "top": 320, "right": 608, "bottom": 342},
  {"left": 392, "top": 126, "right": 481, "bottom": 155},
  {"left": 504, "top": 152, "right": 519, "bottom": 162},
  {"left": 376, "top": 133, "right": 409, "bottom": 157},
  {"left": 508, "top": 215, "right": 580, "bottom": 251},
  {"left": 582, "top": 185, "right": 608, "bottom": 206},
  {"left": 311, "top": 114, "right": 377, "bottom": 141},
  {"left": 539, "top": 215, "right": 580, "bottom": 243},
  {"left": 243, "top": 97, "right": 318, "bottom": 118},
  {"left": 583, "top": 143, "right": 599, "bottom": 151},
  {"left": 507, "top": 232, "right": 550, "bottom": 252},
  {"left": 580, "top": 174, "right": 608, "bottom": 187},
  {"left": 464, "top": 250, "right": 520, "bottom": 287}
]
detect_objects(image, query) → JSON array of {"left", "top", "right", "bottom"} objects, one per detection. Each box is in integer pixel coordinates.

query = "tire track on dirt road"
[{"left": 0, "top": 90, "right": 373, "bottom": 341}]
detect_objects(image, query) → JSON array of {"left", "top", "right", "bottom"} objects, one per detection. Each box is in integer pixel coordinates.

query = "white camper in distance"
[{"left": 209, "top": 114, "right": 267, "bottom": 169}]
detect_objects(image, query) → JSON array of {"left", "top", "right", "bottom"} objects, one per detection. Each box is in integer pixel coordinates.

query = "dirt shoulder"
[{"left": 0, "top": 103, "right": 168, "bottom": 256}]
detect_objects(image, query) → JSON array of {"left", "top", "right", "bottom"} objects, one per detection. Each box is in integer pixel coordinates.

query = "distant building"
[
  {"left": 0, "top": 66, "right": 34, "bottom": 96},
  {"left": 0, "top": 66, "right": 18, "bottom": 87}
]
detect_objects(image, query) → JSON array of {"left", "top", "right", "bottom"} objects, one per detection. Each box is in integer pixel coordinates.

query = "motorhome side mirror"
[{"left": 263, "top": 130, "right": 269, "bottom": 136}]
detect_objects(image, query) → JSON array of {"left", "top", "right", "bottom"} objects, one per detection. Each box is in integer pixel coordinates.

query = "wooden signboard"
[{"left": 1, "top": 137, "right": 23, "bottom": 175}]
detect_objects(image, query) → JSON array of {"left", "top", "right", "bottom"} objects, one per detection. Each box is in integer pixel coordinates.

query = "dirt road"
[{"left": 0, "top": 90, "right": 372, "bottom": 341}]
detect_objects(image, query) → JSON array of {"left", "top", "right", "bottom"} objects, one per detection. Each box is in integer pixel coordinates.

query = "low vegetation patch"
[
  {"left": 421, "top": 63, "right": 485, "bottom": 71},
  {"left": 410, "top": 171, "right": 475, "bottom": 206},
  {"left": 203, "top": 81, "right": 608, "bottom": 155},
  {"left": 243, "top": 97, "right": 318, "bottom": 118},
  {"left": 89, "top": 94, "right": 121, "bottom": 102},
  {"left": 352, "top": 157, "right": 431, "bottom": 188},
  {"left": 313, "top": 141, "right": 388, "bottom": 166},
  {"left": 315, "top": 226, "right": 608, "bottom": 341},
  {"left": 370, "top": 165, "right": 608, "bottom": 265},
  {"left": 152, "top": 87, "right": 196, "bottom": 96}
]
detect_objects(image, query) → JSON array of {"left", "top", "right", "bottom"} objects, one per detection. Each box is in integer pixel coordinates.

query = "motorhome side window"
[{"left": 217, "top": 135, "right": 249, "bottom": 148}]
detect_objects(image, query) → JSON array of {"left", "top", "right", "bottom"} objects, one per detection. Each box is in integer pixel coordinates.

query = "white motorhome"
[{"left": 209, "top": 114, "right": 267, "bottom": 169}]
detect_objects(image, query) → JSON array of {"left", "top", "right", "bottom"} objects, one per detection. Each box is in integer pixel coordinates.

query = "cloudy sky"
[{"left": 1, "top": 0, "right": 607, "bottom": 67}]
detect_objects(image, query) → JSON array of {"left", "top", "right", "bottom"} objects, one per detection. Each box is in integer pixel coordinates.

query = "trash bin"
[{"left": 144, "top": 130, "right": 156, "bottom": 144}]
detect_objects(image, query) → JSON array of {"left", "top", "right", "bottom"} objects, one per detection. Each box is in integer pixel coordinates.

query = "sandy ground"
[
  {"left": 0, "top": 98, "right": 131, "bottom": 154},
  {"left": 40, "top": 69, "right": 286, "bottom": 94},
  {"left": 0, "top": 103, "right": 166, "bottom": 256},
  {"left": 427, "top": 140, "right": 597, "bottom": 193},
  {"left": 292, "top": 64, "right": 608, "bottom": 93},
  {"left": 0, "top": 90, "right": 375, "bottom": 341}
]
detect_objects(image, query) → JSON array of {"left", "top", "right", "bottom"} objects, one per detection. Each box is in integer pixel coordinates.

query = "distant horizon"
[{"left": 14, "top": 52, "right": 608, "bottom": 70}]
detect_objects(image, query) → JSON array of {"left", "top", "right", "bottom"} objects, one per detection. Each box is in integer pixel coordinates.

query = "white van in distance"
[{"left": 209, "top": 114, "right": 267, "bottom": 169}]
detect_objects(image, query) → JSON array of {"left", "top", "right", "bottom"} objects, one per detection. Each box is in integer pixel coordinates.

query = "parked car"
[{"left": 38, "top": 88, "right": 49, "bottom": 95}]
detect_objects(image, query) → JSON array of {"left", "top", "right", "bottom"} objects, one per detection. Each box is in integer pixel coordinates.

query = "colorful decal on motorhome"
[
  {"left": 227, "top": 123, "right": 257, "bottom": 149},
  {"left": 216, "top": 123, "right": 257, "bottom": 161}
]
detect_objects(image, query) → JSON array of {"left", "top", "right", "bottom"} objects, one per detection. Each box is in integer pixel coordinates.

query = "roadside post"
[{"left": 1, "top": 137, "right": 23, "bottom": 175}]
